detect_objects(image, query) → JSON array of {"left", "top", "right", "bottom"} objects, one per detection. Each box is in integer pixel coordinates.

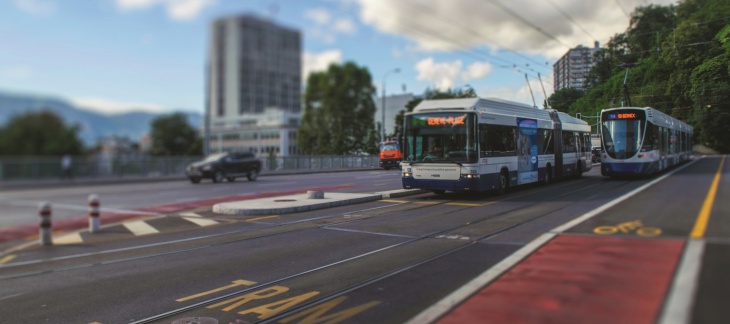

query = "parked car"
[
  {"left": 186, "top": 151, "right": 261, "bottom": 184},
  {"left": 591, "top": 146, "right": 602, "bottom": 163}
]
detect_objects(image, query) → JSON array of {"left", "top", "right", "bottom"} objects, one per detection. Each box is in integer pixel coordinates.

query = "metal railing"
[{"left": 0, "top": 154, "right": 380, "bottom": 181}]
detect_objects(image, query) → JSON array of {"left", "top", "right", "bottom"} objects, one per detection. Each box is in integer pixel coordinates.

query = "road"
[
  {"left": 0, "top": 169, "right": 400, "bottom": 228},
  {"left": 0, "top": 156, "right": 727, "bottom": 323}
]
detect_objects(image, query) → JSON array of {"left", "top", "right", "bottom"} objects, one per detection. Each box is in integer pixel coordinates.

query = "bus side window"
[
  {"left": 479, "top": 124, "right": 491, "bottom": 157},
  {"left": 542, "top": 129, "right": 554, "bottom": 154}
]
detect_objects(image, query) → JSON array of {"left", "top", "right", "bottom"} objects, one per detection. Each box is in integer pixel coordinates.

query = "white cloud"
[
  {"left": 415, "top": 58, "right": 495, "bottom": 91},
  {"left": 305, "top": 8, "right": 331, "bottom": 25},
  {"left": 481, "top": 78, "right": 553, "bottom": 108},
  {"left": 302, "top": 50, "right": 343, "bottom": 83},
  {"left": 71, "top": 97, "right": 169, "bottom": 115},
  {"left": 114, "top": 0, "right": 215, "bottom": 21},
  {"left": 14, "top": 0, "right": 56, "bottom": 16},
  {"left": 304, "top": 9, "right": 358, "bottom": 44},
  {"left": 415, "top": 58, "right": 462, "bottom": 90},
  {"left": 334, "top": 18, "right": 356, "bottom": 34},
  {"left": 355, "top": 0, "right": 677, "bottom": 59}
]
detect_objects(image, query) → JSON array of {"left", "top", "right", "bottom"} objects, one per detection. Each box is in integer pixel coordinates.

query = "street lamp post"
[{"left": 382, "top": 68, "right": 400, "bottom": 142}]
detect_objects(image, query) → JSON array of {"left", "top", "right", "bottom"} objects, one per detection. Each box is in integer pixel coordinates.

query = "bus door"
[
  {"left": 549, "top": 111, "right": 563, "bottom": 179},
  {"left": 517, "top": 118, "right": 539, "bottom": 184}
]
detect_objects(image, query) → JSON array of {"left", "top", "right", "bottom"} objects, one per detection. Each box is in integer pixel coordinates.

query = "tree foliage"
[
  {"left": 298, "top": 62, "right": 377, "bottom": 155},
  {"left": 0, "top": 110, "right": 84, "bottom": 155},
  {"left": 547, "top": 87, "right": 584, "bottom": 113},
  {"left": 150, "top": 113, "right": 202, "bottom": 156},
  {"left": 571, "top": 0, "right": 730, "bottom": 152}
]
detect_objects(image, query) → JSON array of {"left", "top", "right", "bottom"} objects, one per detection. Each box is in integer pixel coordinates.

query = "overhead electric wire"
[
  {"left": 485, "top": 0, "right": 573, "bottom": 49},
  {"left": 543, "top": 0, "right": 598, "bottom": 42},
  {"left": 368, "top": 1, "right": 546, "bottom": 79},
  {"left": 401, "top": 0, "right": 553, "bottom": 72},
  {"left": 614, "top": 0, "right": 631, "bottom": 18}
]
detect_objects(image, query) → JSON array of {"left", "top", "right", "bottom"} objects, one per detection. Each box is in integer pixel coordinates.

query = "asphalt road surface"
[{"left": 0, "top": 156, "right": 727, "bottom": 323}]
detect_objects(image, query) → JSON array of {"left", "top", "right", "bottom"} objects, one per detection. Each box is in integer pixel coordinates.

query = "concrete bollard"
[
  {"left": 307, "top": 190, "right": 324, "bottom": 199},
  {"left": 88, "top": 194, "right": 100, "bottom": 233},
  {"left": 38, "top": 202, "right": 52, "bottom": 246}
]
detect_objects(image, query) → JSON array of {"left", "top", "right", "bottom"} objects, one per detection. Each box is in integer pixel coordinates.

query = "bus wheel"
[{"left": 497, "top": 170, "right": 509, "bottom": 195}]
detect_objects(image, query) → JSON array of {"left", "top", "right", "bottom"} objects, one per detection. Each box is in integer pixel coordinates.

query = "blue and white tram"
[
  {"left": 401, "top": 98, "right": 593, "bottom": 194},
  {"left": 599, "top": 107, "right": 693, "bottom": 177}
]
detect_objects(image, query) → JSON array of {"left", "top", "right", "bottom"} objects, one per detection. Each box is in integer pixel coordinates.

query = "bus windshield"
[
  {"left": 380, "top": 142, "right": 399, "bottom": 152},
  {"left": 601, "top": 110, "right": 645, "bottom": 159},
  {"left": 403, "top": 112, "right": 477, "bottom": 163}
]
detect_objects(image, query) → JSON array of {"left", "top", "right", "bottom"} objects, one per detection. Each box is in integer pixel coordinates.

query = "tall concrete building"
[
  {"left": 553, "top": 42, "right": 600, "bottom": 92},
  {"left": 375, "top": 93, "right": 415, "bottom": 139},
  {"left": 206, "top": 14, "right": 302, "bottom": 156}
]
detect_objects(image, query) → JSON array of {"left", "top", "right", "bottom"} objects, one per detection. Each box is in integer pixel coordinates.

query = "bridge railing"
[{"left": 0, "top": 155, "right": 380, "bottom": 181}]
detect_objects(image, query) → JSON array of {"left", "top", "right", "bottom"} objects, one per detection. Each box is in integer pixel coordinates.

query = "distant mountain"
[{"left": 0, "top": 91, "right": 202, "bottom": 146}]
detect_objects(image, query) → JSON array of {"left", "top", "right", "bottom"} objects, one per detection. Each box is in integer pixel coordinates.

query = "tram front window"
[{"left": 602, "top": 119, "right": 644, "bottom": 159}]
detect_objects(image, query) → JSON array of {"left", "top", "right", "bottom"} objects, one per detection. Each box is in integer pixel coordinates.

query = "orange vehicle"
[{"left": 379, "top": 140, "right": 403, "bottom": 170}]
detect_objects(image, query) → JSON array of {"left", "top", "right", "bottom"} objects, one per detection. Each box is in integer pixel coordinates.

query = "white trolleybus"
[
  {"left": 401, "top": 98, "right": 593, "bottom": 194},
  {"left": 599, "top": 107, "right": 693, "bottom": 177}
]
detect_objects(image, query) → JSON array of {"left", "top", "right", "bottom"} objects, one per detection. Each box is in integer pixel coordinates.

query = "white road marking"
[
  {"left": 179, "top": 212, "right": 201, "bottom": 217},
  {"left": 407, "top": 158, "right": 702, "bottom": 324},
  {"left": 658, "top": 239, "right": 705, "bottom": 324}
]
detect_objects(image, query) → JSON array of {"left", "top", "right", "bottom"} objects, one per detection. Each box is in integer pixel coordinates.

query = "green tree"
[
  {"left": 298, "top": 62, "right": 377, "bottom": 155},
  {"left": 0, "top": 110, "right": 84, "bottom": 155},
  {"left": 547, "top": 87, "right": 584, "bottom": 113},
  {"left": 150, "top": 112, "right": 202, "bottom": 156}
]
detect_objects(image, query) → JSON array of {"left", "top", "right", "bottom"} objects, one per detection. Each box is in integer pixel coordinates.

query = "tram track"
[
  {"left": 131, "top": 177, "right": 633, "bottom": 323},
  {"left": 0, "top": 175, "right": 633, "bottom": 283}
]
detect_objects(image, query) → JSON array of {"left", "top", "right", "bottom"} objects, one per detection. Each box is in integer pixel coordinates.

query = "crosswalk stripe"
[
  {"left": 179, "top": 212, "right": 202, "bottom": 218},
  {"left": 54, "top": 232, "right": 83, "bottom": 244},
  {"left": 183, "top": 217, "right": 219, "bottom": 227},
  {"left": 123, "top": 220, "right": 159, "bottom": 236}
]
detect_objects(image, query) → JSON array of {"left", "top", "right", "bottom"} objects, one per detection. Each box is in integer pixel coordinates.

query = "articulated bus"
[
  {"left": 401, "top": 98, "right": 593, "bottom": 194},
  {"left": 599, "top": 107, "right": 693, "bottom": 177}
]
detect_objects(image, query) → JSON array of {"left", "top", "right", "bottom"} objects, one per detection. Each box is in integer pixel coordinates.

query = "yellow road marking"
[
  {"left": 0, "top": 254, "right": 17, "bottom": 265},
  {"left": 415, "top": 201, "right": 440, "bottom": 205},
  {"left": 183, "top": 217, "right": 219, "bottom": 227},
  {"left": 246, "top": 215, "right": 279, "bottom": 222},
  {"left": 55, "top": 232, "right": 83, "bottom": 245},
  {"left": 691, "top": 155, "right": 726, "bottom": 238},
  {"left": 123, "top": 220, "right": 159, "bottom": 236},
  {"left": 380, "top": 199, "right": 409, "bottom": 203},
  {"left": 446, "top": 202, "right": 482, "bottom": 207}
]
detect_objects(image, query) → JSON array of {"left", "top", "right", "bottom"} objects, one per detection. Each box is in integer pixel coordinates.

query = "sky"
[{"left": 0, "top": 0, "right": 678, "bottom": 115}]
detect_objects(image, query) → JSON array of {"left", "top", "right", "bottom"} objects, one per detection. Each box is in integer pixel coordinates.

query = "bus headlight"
[
  {"left": 462, "top": 174, "right": 479, "bottom": 179},
  {"left": 403, "top": 172, "right": 413, "bottom": 178}
]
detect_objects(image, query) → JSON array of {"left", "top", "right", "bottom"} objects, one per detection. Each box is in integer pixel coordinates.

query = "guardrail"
[{"left": 0, "top": 155, "right": 381, "bottom": 181}]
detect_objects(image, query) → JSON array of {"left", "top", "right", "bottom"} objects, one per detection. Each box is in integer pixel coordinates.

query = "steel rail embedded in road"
[{"left": 132, "top": 179, "right": 608, "bottom": 323}]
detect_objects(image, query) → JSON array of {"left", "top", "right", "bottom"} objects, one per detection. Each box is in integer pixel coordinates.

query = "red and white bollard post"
[
  {"left": 88, "top": 194, "right": 100, "bottom": 233},
  {"left": 38, "top": 202, "right": 52, "bottom": 246}
]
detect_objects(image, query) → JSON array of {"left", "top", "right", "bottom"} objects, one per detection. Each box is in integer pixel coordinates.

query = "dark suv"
[
  {"left": 591, "top": 146, "right": 601, "bottom": 163},
  {"left": 186, "top": 151, "right": 262, "bottom": 184}
]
